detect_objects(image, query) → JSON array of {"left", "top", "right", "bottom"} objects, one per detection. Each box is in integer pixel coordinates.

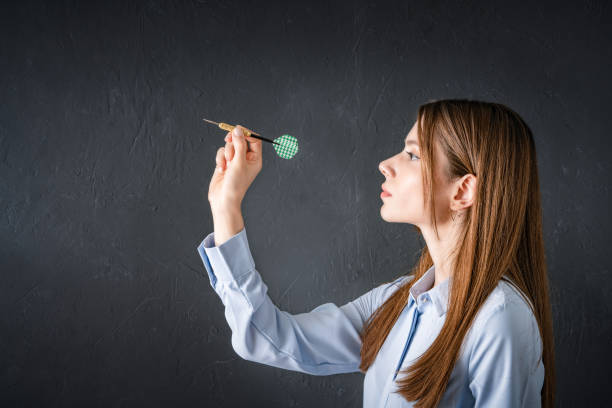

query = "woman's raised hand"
[{"left": 208, "top": 125, "right": 263, "bottom": 213}]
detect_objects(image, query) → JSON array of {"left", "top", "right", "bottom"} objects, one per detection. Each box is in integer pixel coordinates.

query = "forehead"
[
  {"left": 404, "top": 121, "right": 419, "bottom": 144},
  {"left": 404, "top": 133, "right": 419, "bottom": 146}
]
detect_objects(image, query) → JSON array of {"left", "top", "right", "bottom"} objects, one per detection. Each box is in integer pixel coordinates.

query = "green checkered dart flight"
[
  {"left": 203, "top": 118, "right": 299, "bottom": 160},
  {"left": 272, "top": 134, "right": 298, "bottom": 159}
]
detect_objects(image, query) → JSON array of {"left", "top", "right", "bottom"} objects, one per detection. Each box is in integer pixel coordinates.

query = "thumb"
[{"left": 232, "top": 126, "right": 247, "bottom": 165}]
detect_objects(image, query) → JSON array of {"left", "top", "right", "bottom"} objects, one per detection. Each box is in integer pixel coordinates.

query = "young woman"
[{"left": 201, "top": 99, "right": 555, "bottom": 407}]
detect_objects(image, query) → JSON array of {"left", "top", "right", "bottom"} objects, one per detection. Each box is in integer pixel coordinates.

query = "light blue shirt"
[{"left": 197, "top": 227, "right": 544, "bottom": 407}]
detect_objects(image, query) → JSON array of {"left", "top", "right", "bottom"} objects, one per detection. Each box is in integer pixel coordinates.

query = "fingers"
[
  {"left": 216, "top": 147, "right": 226, "bottom": 172},
  {"left": 231, "top": 126, "right": 247, "bottom": 165},
  {"left": 238, "top": 125, "right": 262, "bottom": 158},
  {"left": 225, "top": 133, "right": 261, "bottom": 154},
  {"left": 224, "top": 137, "right": 235, "bottom": 164},
  {"left": 245, "top": 134, "right": 261, "bottom": 155},
  {"left": 224, "top": 126, "right": 263, "bottom": 164}
]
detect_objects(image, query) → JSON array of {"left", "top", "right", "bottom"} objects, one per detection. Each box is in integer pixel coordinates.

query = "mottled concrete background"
[{"left": 1, "top": 1, "right": 610, "bottom": 407}]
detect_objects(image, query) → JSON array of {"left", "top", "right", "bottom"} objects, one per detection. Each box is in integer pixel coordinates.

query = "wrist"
[
  {"left": 210, "top": 199, "right": 241, "bottom": 216},
  {"left": 212, "top": 208, "right": 244, "bottom": 247}
]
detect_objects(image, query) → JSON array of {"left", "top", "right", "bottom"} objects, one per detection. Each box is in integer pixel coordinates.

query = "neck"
[
  {"left": 433, "top": 268, "right": 451, "bottom": 288},
  {"left": 420, "top": 221, "right": 460, "bottom": 289}
]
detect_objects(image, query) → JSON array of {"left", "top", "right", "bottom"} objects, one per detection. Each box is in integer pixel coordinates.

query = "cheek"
[{"left": 393, "top": 176, "right": 423, "bottom": 204}]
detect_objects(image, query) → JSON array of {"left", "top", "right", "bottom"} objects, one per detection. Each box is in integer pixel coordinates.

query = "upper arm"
[{"left": 468, "top": 300, "right": 544, "bottom": 408}]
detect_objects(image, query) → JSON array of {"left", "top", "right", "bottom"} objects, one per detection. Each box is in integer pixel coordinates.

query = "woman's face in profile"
[{"left": 378, "top": 121, "right": 452, "bottom": 228}]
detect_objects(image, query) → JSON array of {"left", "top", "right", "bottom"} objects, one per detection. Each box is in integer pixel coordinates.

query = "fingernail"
[{"left": 233, "top": 127, "right": 243, "bottom": 137}]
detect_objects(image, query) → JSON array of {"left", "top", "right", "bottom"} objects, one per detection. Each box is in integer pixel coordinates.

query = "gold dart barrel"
[{"left": 202, "top": 117, "right": 281, "bottom": 146}]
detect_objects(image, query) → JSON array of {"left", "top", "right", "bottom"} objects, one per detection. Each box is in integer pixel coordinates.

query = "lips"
[{"left": 381, "top": 185, "right": 392, "bottom": 196}]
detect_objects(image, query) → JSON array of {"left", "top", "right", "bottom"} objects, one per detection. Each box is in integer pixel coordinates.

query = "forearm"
[{"left": 211, "top": 206, "right": 244, "bottom": 247}]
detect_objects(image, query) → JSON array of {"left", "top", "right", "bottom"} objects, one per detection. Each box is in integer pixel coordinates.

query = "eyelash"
[{"left": 405, "top": 151, "right": 419, "bottom": 160}]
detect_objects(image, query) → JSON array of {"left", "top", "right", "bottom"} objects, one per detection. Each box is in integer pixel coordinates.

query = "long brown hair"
[{"left": 359, "top": 99, "right": 555, "bottom": 407}]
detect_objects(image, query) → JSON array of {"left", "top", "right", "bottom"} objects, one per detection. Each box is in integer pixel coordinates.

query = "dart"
[{"left": 203, "top": 118, "right": 299, "bottom": 160}]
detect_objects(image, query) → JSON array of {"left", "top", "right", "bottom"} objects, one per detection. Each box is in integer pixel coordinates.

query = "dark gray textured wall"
[{"left": 1, "top": 1, "right": 611, "bottom": 407}]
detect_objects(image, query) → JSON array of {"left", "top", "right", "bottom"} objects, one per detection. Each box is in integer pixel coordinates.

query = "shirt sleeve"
[
  {"left": 196, "top": 226, "right": 407, "bottom": 376},
  {"left": 467, "top": 299, "right": 545, "bottom": 408}
]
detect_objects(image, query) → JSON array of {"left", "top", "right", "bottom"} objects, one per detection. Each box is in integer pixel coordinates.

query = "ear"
[{"left": 450, "top": 174, "right": 477, "bottom": 212}]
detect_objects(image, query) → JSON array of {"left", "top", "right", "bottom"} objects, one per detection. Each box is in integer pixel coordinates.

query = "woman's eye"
[{"left": 405, "top": 151, "right": 419, "bottom": 161}]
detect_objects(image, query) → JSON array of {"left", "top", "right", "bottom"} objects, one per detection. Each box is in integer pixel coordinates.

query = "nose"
[{"left": 379, "top": 162, "right": 391, "bottom": 177}]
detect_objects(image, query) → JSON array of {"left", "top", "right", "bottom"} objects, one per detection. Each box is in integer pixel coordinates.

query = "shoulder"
[
  {"left": 349, "top": 274, "right": 414, "bottom": 323},
  {"left": 472, "top": 279, "right": 537, "bottom": 332},
  {"left": 377, "top": 274, "right": 414, "bottom": 304},
  {"left": 467, "top": 279, "right": 543, "bottom": 370},
  {"left": 370, "top": 274, "right": 414, "bottom": 315}
]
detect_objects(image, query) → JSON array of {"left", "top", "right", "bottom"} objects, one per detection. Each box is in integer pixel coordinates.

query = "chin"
[
  {"left": 379, "top": 207, "right": 396, "bottom": 222},
  {"left": 379, "top": 207, "right": 388, "bottom": 221}
]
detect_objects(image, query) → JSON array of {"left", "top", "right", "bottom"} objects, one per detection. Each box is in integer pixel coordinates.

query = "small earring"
[{"left": 451, "top": 211, "right": 456, "bottom": 222}]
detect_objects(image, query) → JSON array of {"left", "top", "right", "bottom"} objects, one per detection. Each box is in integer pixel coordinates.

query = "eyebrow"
[{"left": 404, "top": 138, "right": 419, "bottom": 147}]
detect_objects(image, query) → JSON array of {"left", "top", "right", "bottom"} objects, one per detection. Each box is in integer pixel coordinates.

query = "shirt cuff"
[{"left": 196, "top": 227, "right": 256, "bottom": 289}]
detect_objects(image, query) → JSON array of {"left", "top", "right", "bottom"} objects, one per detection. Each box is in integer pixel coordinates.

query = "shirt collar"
[{"left": 408, "top": 264, "right": 450, "bottom": 317}]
